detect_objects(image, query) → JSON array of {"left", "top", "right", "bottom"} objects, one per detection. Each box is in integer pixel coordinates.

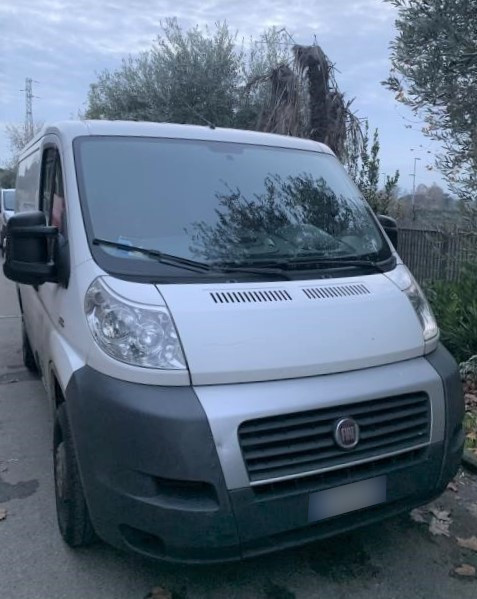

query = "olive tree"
[
  {"left": 384, "top": 0, "right": 477, "bottom": 201},
  {"left": 86, "top": 19, "right": 242, "bottom": 127}
]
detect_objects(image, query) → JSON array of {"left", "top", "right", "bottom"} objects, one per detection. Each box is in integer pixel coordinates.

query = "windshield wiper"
[
  {"left": 92, "top": 238, "right": 215, "bottom": 272},
  {"left": 217, "top": 264, "right": 292, "bottom": 280},
  {"left": 296, "top": 258, "right": 385, "bottom": 273},
  {"left": 249, "top": 257, "right": 386, "bottom": 274},
  {"left": 92, "top": 238, "right": 292, "bottom": 279}
]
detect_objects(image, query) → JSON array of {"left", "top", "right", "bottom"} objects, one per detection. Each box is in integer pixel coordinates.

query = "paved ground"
[{"left": 0, "top": 269, "right": 477, "bottom": 599}]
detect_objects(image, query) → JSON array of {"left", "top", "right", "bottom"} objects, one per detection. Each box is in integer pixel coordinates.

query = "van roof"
[{"left": 20, "top": 120, "right": 335, "bottom": 156}]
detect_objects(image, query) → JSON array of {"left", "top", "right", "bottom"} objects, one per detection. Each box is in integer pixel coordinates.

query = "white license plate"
[{"left": 308, "top": 476, "right": 387, "bottom": 522}]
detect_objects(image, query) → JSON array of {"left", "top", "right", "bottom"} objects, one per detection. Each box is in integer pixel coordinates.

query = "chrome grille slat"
[
  {"left": 238, "top": 393, "right": 430, "bottom": 483},
  {"left": 248, "top": 442, "right": 429, "bottom": 483}
]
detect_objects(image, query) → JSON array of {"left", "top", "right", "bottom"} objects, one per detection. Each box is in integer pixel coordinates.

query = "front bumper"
[{"left": 65, "top": 344, "right": 464, "bottom": 563}]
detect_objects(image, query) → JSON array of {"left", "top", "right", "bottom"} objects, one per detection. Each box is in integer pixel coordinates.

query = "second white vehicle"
[{"left": 0, "top": 188, "right": 15, "bottom": 254}]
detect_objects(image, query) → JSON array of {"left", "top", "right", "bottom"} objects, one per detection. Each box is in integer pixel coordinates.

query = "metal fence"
[{"left": 398, "top": 228, "right": 477, "bottom": 283}]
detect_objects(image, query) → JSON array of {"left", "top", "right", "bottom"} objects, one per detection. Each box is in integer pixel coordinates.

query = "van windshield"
[
  {"left": 74, "top": 137, "right": 392, "bottom": 268},
  {"left": 3, "top": 190, "right": 15, "bottom": 211}
]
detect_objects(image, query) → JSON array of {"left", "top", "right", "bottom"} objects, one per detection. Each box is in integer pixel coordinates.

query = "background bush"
[{"left": 426, "top": 264, "right": 477, "bottom": 363}]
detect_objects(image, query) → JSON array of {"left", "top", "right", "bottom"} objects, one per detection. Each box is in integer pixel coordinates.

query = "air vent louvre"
[
  {"left": 210, "top": 289, "right": 292, "bottom": 304},
  {"left": 302, "top": 284, "right": 369, "bottom": 300}
]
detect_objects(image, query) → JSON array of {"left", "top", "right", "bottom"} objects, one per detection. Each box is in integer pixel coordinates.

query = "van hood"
[{"left": 157, "top": 274, "right": 425, "bottom": 386}]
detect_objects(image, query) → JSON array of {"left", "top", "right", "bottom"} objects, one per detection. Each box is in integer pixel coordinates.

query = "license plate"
[{"left": 308, "top": 476, "right": 387, "bottom": 522}]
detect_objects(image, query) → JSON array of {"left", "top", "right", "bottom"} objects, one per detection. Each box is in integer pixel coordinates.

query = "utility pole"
[{"left": 20, "top": 78, "right": 35, "bottom": 141}]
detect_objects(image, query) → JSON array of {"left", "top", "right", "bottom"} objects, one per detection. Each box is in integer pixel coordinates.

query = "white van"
[
  {"left": 0, "top": 187, "right": 15, "bottom": 254},
  {"left": 4, "top": 121, "right": 464, "bottom": 562}
]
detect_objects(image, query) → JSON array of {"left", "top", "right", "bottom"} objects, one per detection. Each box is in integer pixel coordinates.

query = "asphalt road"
[{"left": 0, "top": 268, "right": 476, "bottom": 599}]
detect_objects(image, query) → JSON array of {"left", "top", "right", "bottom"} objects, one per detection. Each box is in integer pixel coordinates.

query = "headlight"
[
  {"left": 85, "top": 277, "right": 186, "bottom": 369},
  {"left": 404, "top": 279, "right": 439, "bottom": 342},
  {"left": 386, "top": 265, "right": 439, "bottom": 344}
]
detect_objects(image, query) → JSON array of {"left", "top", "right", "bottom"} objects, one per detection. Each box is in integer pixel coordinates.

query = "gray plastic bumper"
[{"left": 64, "top": 344, "right": 463, "bottom": 562}]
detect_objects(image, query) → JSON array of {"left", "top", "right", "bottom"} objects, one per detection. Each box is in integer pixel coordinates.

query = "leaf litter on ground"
[
  {"left": 456, "top": 536, "right": 477, "bottom": 552},
  {"left": 428, "top": 507, "right": 452, "bottom": 537},
  {"left": 410, "top": 506, "right": 453, "bottom": 537},
  {"left": 0, "top": 508, "right": 7, "bottom": 521},
  {"left": 410, "top": 508, "right": 427, "bottom": 524},
  {"left": 452, "top": 564, "right": 476, "bottom": 578}
]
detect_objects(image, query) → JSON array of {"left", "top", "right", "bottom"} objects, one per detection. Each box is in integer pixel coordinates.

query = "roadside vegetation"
[
  {"left": 427, "top": 269, "right": 477, "bottom": 452},
  {"left": 426, "top": 265, "right": 477, "bottom": 365}
]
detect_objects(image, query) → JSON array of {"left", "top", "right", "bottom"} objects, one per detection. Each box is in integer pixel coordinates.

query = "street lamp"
[{"left": 410, "top": 157, "right": 421, "bottom": 209}]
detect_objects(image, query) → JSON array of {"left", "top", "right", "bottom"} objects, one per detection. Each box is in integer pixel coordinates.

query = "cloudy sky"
[{"left": 0, "top": 0, "right": 443, "bottom": 190}]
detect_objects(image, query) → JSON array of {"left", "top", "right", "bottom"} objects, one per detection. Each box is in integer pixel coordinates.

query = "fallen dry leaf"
[
  {"left": 144, "top": 587, "right": 172, "bottom": 599},
  {"left": 453, "top": 564, "right": 476, "bottom": 577},
  {"left": 457, "top": 536, "right": 477, "bottom": 552},
  {"left": 430, "top": 508, "right": 452, "bottom": 522},
  {"left": 0, "top": 508, "right": 7, "bottom": 521},
  {"left": 429, "top": 516, "right": 451, "bottom": 537},
  {"left": 410, "top": 508, "right": 427, "bottom": 524},
  {"left": 447, "top": 481, "right": 459, "bottom": 492}
]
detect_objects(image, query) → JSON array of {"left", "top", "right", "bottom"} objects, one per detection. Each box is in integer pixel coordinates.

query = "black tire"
[
  {"left": 22, "top": 322, "right": 38, "bottom": 373},
  {"left": 54, "top": 403, "right": 96, "bottom": 547}
]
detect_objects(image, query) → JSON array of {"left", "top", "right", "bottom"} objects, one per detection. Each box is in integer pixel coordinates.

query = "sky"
[{"left": 0, "top": 0, "right": 445, "bottom": 192}]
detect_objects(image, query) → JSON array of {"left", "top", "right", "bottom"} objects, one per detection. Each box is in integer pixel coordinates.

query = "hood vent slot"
[
  {"left": 211, "top": 289, "right": 292, "bottom": 304},
  {"left": 303, "top": 284, "right": 369, "bottom": 300}
]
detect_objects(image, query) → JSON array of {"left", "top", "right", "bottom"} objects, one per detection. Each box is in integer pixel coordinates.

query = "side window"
[
  {"left": 40, "top": 148, "right": 56, "bottom": 221},
  {"left": 40, "top": 148, "right": 67, "bottom": 237},
  {"left": 51, "top": 159, "right": 67, "bottom": 236}
]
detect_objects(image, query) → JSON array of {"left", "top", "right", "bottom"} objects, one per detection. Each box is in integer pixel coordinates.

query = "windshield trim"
[{"left": 73, "top": 135, "right": 394, "bottom": 284}]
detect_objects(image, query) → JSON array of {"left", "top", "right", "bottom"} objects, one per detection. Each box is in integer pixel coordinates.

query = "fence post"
[{"left": 438, "top": 233, "right": 449, "bottom": 280}]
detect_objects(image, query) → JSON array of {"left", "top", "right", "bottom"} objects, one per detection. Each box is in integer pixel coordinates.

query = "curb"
[{"left": 462, "top": 449, "right": 477, "bottom": 472}]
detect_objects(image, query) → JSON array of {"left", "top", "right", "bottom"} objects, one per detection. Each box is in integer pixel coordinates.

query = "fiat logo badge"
[{"left": 334, "top": 417, "right": 360, "bottom": 449}]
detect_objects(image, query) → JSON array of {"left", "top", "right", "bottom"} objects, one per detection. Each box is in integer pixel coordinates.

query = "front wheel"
[
  {"left": 22, "top": 321, "right": 38, "bottom": 373},
  {"left": 53, "top": 404, "right": 96, "bottom": 547}
]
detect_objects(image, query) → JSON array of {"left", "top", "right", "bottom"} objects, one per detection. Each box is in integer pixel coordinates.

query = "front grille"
[{"left": 238, "top": 393, "right": 431, "bottom": 484}]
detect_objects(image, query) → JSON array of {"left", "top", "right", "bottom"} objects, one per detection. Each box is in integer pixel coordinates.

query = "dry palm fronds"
[{"left": 246, "top": 41, "right": 363, "bottom": 163}]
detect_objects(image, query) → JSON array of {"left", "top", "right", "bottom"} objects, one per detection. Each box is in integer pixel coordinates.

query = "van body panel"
[{"left": 158, "top": 274, "right": 425, "bottom": 385}]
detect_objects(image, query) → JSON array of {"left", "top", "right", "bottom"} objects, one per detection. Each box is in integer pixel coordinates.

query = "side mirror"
[
  {"left": 3, "top": 211, "right": 59, "bottom": 286},
  {"left": 378, "top": 214, "right": 398, "bottom": 249}
]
